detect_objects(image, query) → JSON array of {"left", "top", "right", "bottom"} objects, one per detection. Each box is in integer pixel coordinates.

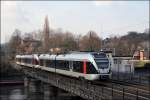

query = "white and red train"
[{"left": 15, "top": 52, "right": 111, "bottom": 80}]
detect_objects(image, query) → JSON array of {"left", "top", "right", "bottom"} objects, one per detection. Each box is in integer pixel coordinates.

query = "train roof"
[
  {"left": 39, "top": 54, "right": 56, "bottom": 60},
  {"left": 16, "top": 52, "right": 107, "bottom": 61},
  {"left": 21, "top": 55, "right": 33, "bottom": 58},
  {"left": 39, "top": 53, "right": 92, "bottom": 61},
  {"left": 16, "top": 55, "right": 33, "bottom": 58},
  {"left": 39, "top": 52, "right": 106, "bottom": 61},
  {"left": 16, "top": 55, "right": 21, "bottom": 58}
]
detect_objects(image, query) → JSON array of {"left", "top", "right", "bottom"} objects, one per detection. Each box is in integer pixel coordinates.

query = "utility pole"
[{"left": 90, "top": 31, "right": 92, "bottom": 51}]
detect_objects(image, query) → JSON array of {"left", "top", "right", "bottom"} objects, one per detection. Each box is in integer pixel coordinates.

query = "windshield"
[{"left": 95, "top": 59, "right": 109, "bottom": 69}]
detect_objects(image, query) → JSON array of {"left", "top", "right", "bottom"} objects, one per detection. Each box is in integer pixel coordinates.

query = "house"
[{"left": 21, "top": 38, "right": 41, "bottom": 54}]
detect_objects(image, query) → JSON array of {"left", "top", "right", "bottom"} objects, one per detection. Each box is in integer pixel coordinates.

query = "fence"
[{"left": 112, "top": 71, "right": 150, "bottom": 85}]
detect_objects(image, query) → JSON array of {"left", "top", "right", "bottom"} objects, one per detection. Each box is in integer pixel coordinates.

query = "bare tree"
[
  {"left": 80, "top": 31, "right": 101, "bottom": 51},
  {"left": 9, "top": 29, "right": 22, "bottom": 56}
]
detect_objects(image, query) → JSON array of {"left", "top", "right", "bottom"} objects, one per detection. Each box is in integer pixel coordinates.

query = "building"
[
  {"left": 112, "top": 56, "right": 134, "bottom": 73},
  {"left": 133, "top": 50, "right": 150, "bottom": 60},
  {"left": 104, "top": 50, "right": 134, "bottom": 73},
  {"left": 132, "top": 50, "right": 150, "bottom": 68},
  {"left": 21, "top": 38, "right": 41, "bottom": 54}
]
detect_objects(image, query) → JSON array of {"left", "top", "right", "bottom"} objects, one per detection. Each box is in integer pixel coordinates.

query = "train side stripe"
[{"left": 83, "top": 60, "right": 86, "bottom": 74}]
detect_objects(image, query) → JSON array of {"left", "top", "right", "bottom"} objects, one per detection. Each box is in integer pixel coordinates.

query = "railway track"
[
  {"left": 91, "top": 80, "right": 150, "bottom": 100},
  {"left": 110, "top": 79, "right": 150, "bottom": 91}
]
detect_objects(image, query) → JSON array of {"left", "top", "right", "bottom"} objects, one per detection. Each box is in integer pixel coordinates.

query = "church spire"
[{"left": 43, "top": 15, "right": 50, "bottom": 52}]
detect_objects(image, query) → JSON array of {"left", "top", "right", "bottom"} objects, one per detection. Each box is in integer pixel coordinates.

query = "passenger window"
[
  {"left": 40, "top": 59, "right": 45, "bottom": 66},
  {"left": 73, "top": 61, "right": 83, "bottom": 73},
  {"left": 56, "top": 60, "right": 69, "bottom": 70},
  {"left": 46, "top": 60, "right": 50, "bottom": 67},
  {"left": 50, "top": 60, "right": 55, "bottom": 68}
]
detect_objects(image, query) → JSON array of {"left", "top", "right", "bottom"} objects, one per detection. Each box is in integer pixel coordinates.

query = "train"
[{"left": 15, "top": 52, "right": 112, "bottom": 80}]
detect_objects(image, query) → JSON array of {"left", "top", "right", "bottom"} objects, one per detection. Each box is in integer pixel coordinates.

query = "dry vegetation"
[{"left": 5, "top": 17, "right": 150, "bottom": 56}]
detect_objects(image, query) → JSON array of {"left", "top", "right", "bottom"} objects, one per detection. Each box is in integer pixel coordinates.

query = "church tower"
[{"left": 43, "top": 16, "right": 50, "bottom": 52}]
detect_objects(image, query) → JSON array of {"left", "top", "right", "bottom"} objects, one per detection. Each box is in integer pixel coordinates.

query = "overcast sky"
[{"left": 1, "top": 1, "right": 149, "bottom": 43}]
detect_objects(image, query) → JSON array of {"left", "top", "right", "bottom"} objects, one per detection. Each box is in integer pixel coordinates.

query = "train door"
[{"left": 69, "top": 61, "right": 73, "bottom": 71}]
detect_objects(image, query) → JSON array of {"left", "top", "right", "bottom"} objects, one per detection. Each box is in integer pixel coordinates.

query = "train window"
[
  {"left": 24, "top": 59, "right": 26, "bottom": 63},
  {"left": 26, "top": 59, "right": 28, "bottom": 63},
  {"left": 66, "top": 61, "right": 69, "bottom": 70},
  {"left": 40, "top": 59, "right": 45, "bottom": 66},
  {"left": 27, "top": 59, "right": 30, "bottom": 64},
  {"left": 25, "top": 59, "right": 27, "bottom": 63},
  {"left": 21, "top": 59, "right": 23, "bottom": 63},
  {"left": 25, "top": 58, "right": 27, "bottom": 63},
  {"left": 73, "top": 61, "right": 83, "bottom": 73},
  {"left": 86, "top": 62, "right": 98, "bottom": 74},
  {"left": 56, "top": 60, "right": 62, "bottom": 68},
  {"left": 50, "top": 60, "right": 55, "bottom": 68},
  {"left": 45, "top": 60, "right": 48, "bottom": 67},
  {"left": 40, "top": 59, "right": 55, "bottom": 68},
  {"left": 24, "top": 58, "right": 26, "bottom": 63},
  {"left": 56, "top": 60, "right": 69, "bottom": 70},
  {"left": 22, "top": 58, "right": 24, "bottom": 63},
  {"left": 45, "top": 60, "right": 52, "bottom": 67},
  {"left": 27, "top": 59, "right": 31, "bottom": 64}
]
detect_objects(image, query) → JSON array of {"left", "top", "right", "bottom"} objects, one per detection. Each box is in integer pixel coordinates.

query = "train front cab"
[
  {"left": 70, "top": 58, "right": 111, "bottom": 81},
  {"left": 93, "top": 53, "right": 112, "bottom": 80},
  {"left": 74, "top": 59, "right": 100, "bottom": 81}
]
